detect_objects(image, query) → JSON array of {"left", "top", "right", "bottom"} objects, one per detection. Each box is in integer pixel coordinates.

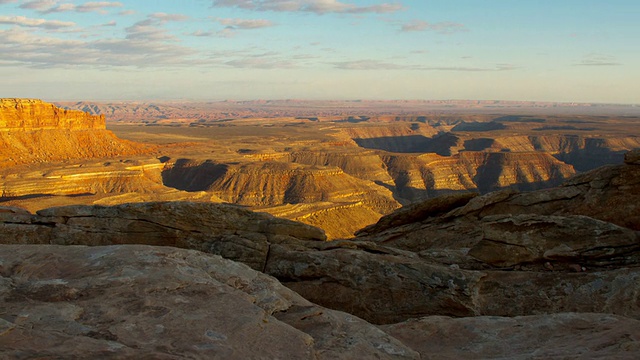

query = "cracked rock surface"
[{"left": 0, "top": 245, "right": 417, "bottom": 359}]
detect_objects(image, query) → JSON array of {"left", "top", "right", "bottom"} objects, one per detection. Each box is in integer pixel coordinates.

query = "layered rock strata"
[{"left": 0, "top": 98, "right": 151, "bottom": 167}]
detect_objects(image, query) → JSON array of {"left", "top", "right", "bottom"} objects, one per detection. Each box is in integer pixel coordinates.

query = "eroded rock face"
[
  {"left": 0, "top": 244, "right": 418, "bottom": 359},
  {"left": 0, "top": 99, "right": 152, "bottom": 167},
  {"left": 0, "top": 98, "right": 105, "bottom": 130},
  {"left": 0, "top": 201, "right": 326, "bottom": 271},
  {"left": 279, "top": 156, "right": 640, "bottom": 323}
]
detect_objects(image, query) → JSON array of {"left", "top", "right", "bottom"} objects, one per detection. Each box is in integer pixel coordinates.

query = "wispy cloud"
[
  {"left": 0, "top": 15, "right": 74, "bottom": 29},
  {"left": 76, "top": 1, "right": 123, "bottom": 13},
  {"left": 225, "top": 57, "right": 297, "bottom": 69},
  {"left": 149, "top": 12, "right": 190, "bottom": 23},
  {"left": 574, "top": 53, "right": 621, "bottom": 66},
  {"left": 217, "top": 18, "right": 274, "bottom": 29},
  {"left": 0, "top": 19, "right": 196, "bottom": 69},
  {"left": 212, "top": 0, "right": 402, "bottom": 15},
  {"left": 20, "top": 1, "right": 123, "bottom": 14},
  {"left": 19, "top": 0, "right": 56, "bottom": 10},
  {"left": 122, "top": 13, "right": 189, "bottom": 41},
  {"left": 400, "top": 20, "right": 468, "bottom": 34},
  {"left": 332, "top": 60, "right": 404, "bottom": 70},
  {"left": 189, "top": 29, "right": 216, "bottom": 37},
  {"left": 332, "top": 59, "right": 517, "bottom": 71},
  {"left": 0, "top": 0, "right": 17, "bottom": 4}
]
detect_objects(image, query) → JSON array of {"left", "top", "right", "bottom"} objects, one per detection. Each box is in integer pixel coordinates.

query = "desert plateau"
[
  {"left": 2, "top": 99, "right": 640, "bottom": 238},
  {"left": 2, "top": 0, "right": 640, "bottom": 358}
]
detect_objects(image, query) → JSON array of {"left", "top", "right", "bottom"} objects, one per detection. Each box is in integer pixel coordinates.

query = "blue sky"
[{"left": 0, "top": 0, "right": 638, "bottom": 103}]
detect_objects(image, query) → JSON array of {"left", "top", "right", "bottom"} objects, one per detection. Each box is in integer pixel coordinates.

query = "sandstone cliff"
[
  {"left": 0, "top": 98, "right": 152, "bottom": 167},
  {"left": 0, "top": 98, "right": 105, "bottom": 130}
]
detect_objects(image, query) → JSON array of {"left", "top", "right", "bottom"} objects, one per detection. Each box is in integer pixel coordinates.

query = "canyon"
[
  {"left": 1, "top": 99, "right": 639, "bottom": 238},
  {"left": 1, "top": 98, "right": 639, "bottom": 358},
  {"left": 1, "top": 150, "right": 639, "bottom": 358}
]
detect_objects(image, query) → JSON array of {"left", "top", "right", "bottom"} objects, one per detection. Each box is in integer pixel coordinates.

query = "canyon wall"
[
  {"left": 0, "top": 98, "right": 152, "bottom": 167},
  {"left": 0, "top": 98, "right": 105, "bottom": 130}
]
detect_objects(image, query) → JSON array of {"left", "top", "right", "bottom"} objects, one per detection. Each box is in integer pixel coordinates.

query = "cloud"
[
  {"left": 21, "top": 1, "right": 123, "bottom": 14},
  {"left": 217, "top": 18, "right": 274, "bottom": 29},
  {"left": 224, "top": 57, "right": 297, "bottom": 69},
  {"left": 149, "top": 12, "right": 190, "bottom": 22},
  {"left": 332, "top": 60, "right": 404, "bottom": 70},
  {"left": 212, "top": 0, "right": 402, "bottom": 15},
  {"left": 19, "top": 0, "right": 56, "bottom": 10},
  {"left": 0, "top": 23, "right": 196, "bottom": 69},
  {"left": 574, "top": 54, "right": 621, "bottom": 66},
  {"left": 189, "top": 29, "right": 216, "bottom": 37},
  {"left": 0, "top": 15, "right": 74, "bottom": 29},
  {"left": 76, "top": 2, "right": 123, "bottom": 13},
  {"left": 0, "top": 0, "right": 17, "bottom": 4},
  {"left": 331, "top": 59, "right": 517, "bottom": 71},
  {"left": 124, "top": 13, "right": 189, "bottom": 41},
  {"left": 401, "top": 20, "right": 468, "bottom": 34}
]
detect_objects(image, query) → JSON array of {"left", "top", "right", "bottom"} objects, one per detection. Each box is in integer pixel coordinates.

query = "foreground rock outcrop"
[
  {"left": 0, "top": 201, "right": 326, "bottom": 271},
  {"left": 382, "top": 313, "right": 640, "bottom": 359},
  {"left": 0, "top": 245, "right": 417, "bottom": 359}
]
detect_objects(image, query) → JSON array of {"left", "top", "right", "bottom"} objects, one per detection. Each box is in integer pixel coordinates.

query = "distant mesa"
[
  {"left": 0, "top": 98, "right": 105, "bottom": 130},
  {"left": 0, "top": 98, "right": 153, "bottom": 167}
]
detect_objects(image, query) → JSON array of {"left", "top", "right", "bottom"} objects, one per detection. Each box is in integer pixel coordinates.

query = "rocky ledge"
[{"left": 1, "top": 149, "right": 640, "bottom": 358}]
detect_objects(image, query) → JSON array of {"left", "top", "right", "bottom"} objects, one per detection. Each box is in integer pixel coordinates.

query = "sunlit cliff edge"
[{"left": 0, "top": 98, "right": 153, "bottom": 167}]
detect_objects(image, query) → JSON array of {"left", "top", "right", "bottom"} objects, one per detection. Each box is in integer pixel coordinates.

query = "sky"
[{"left": 0, "top": 0, "right": 638, "bottom": 103}]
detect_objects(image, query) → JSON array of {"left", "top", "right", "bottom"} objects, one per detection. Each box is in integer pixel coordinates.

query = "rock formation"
[
  {"left": 162, "top": 159, "right": 400, "bottom": 238},
  {"left": 0, "top": 98, "right": 105, "bottom": 130},
  {"left": 380, "top": 151, "right": 575, "bottom": 202},
  {"left": 0, "top": 201, "right": 326, "bottom": 271},
  {"left": 382, "top": 313, "right": 640, "bottom": 359},
  {"left": 0, "top": 98, "right": 152, "bottom": 167},
  {"left": 0, "top": 245, "right": 417, "bottom": 359},
  {"left": 1, "top": 151, "right": 640, "bottom": 358}
]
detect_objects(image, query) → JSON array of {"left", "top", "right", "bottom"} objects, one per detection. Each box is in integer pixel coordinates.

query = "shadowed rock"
[{"left": 381, "top": 313, "right": 640, "bottom": 359}]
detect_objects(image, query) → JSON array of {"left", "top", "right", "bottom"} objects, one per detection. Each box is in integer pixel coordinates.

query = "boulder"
[{"left": 0, "top": 244, "right": 417, "bottom": 359}]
